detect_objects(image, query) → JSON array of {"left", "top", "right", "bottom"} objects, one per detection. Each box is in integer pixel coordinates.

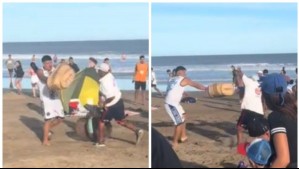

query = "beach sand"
[
  {"left": 3, "top": 90, "right": 149, "bottom": 168},
  {"left": 152, "top": 92, "right": 249, "bottom": 168}
]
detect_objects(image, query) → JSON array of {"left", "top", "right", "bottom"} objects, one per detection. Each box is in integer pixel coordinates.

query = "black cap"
[
  {"left": 42, "top": 55, "right": 52, "bottom": 63},
  {"left": 247, "top": 117, "right": 269, "bottom": 137},
  {"left": 175, "top": 66, "right": 186, "bottom": 73},
  {"left": 140, "top": 55, "right": 145, "bottom": 59}
]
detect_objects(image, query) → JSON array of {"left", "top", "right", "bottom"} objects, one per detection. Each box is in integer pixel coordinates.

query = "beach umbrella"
[{"left": 60, "top": 68, "right": 100, "bottom": 115}]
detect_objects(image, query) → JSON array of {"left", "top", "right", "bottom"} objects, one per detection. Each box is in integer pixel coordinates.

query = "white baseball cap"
[{"left": 99, "top": 63, "right": 110, "bottom": 72}]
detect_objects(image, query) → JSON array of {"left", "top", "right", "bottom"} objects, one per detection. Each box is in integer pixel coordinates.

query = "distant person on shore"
[
  {"left": 103, "top": 58, "right": 112, "bottom": 72},
  {"left": 152, "top": 67, "right": 163, "bottom": 97},
  {"left": 235, "top": 69, "right": 264, "bottom": 147},
  {"left": 88, "top": 57, "right": 98, "bottom": 68},
  {"left": 133, "top": 55, "right": 148, "bottom": 105},
  {"left": 60, "top": 59, "right": 66, "bottom": 64},
  {"left": 236, "top": 67, "right": 245, "bottom": 101},
  {"left": 263, "top": 69, "right": 269, "bottom": 76},
  {"left": 167, "top": 69, "right": 172, "bottom": 79},
  {"left": 53, "top": 55, "right": 58, "bottom": 65},
  {"left": 6, "top": 54, "right": 15, "bottom": 89},
  {"left": 28, "top": 57, "right": 39, "bottom": 97},
  {"left": 14, "top": 60, "right": 25, "bottom": 95},
  {"left": 231, "top": 65, "right": 238, "bottom": 85},
  {"left": 281, "top": 67, "right": 291, "bottom": 83},
  {"left": 69, "top": 57, "right": 80, "bottom": 73},
  {"left": 165, "top": 66, "right": 207, "bottom": 149},
  {"left": 32, "top": 54, "right": 36, "bottom": 62},
  {"left": 31, "top": 55, "right": 65, "bottom": 146},
  {"left": 261, "top": 73, "right": 297, "bottom": 168},
  {"left": 96, "top": 63, "right": 144, "bottom": 147}
]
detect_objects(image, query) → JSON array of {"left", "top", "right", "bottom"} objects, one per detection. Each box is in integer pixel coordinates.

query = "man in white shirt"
[
  {"left": 96, "top": 63, "right": 144, "bottom": 147},
  {"left": 31, "top": 55, "right": 65, "bottom": 146},
  {"left": 165, "top": 66, "right": 207, "bottom": 149},
  {"left": 235, "top": 69, "right": 265, "bottom": 148}
]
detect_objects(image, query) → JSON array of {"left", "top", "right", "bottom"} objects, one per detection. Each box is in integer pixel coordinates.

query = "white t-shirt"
[
  {"left": 38, "top": 67, "right": 64, "bottom": 119},
  {"left": 165, "top": 76, "right": 185, "bottom": 105},
  {"left": 241, "top": 75, "right": 264, "bottom": 115},
  {"left": 99, "top": 73, "right": 122, "bottom": 107},
  {"left": 152, "top": 71, "right": 157, "bottom": 85}
]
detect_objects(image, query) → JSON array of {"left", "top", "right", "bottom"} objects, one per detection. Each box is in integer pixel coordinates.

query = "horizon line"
[
  {"left": 3, "top": 39, "right": 149, "bottom": 43},
  {"left": 153, "top": 52, "right": 297, "bottom": 57}
]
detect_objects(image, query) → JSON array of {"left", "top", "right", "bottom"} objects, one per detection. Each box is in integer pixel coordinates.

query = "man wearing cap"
[
  {"left": 31, "top": 55, "right": 65, "bottom": 146},
  {"left": 96, "top": 63, "right": 144, "bottom": 147},
  {"left": 133, "top": 55, "right": 148, "bottom": 105},
  {"left": 261, "top": 73, "right": 297, "bottom": 168},
  {"left": 235, "top": 69, "right": 265, "bottom": 148},
  {"left": 165, "top": 66, "right": 207, "bottom": 149},
  {"left": 69, "top": 57, "right": 80, "bottom": 73}
]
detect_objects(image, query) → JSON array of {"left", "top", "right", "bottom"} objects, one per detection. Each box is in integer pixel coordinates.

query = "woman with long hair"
[
  {"left": 28, "top": 57, "right": 39, "bottom": 97},
  {"left": 261, "top": 73, "right": 297, "bottom": 168},
  {"left": 14, "top": 60, "right": 24, "bottom": 95}
]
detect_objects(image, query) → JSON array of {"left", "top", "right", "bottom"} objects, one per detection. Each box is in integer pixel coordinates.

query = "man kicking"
[
  {"left": 165, "top": 66, "right": 207, "bottom": 149},
  {"left": 96, "top": 63, "right": 144, "bottom": 147},
  {"left": 31, "top": 55, "right": 65, "bottom": 146}
]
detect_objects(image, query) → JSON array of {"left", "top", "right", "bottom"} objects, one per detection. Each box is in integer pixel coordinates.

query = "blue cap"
[
  {"left": 261, "top": 73, "right": 287, "bottom": 95},
  {"left": 246, "top": 139, "right": 272, "bottom": 166}
]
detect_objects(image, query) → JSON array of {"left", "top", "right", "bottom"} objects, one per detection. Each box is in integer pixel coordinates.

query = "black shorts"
[
  {"left": 151, "top": 84, "right": 157, "bottom": 88},
  {"left": 135, "top": 81, "right": 146, "bottom": 91},
  {"left": 237, "top": 109, "right": 264, "bottom": 129},
  {"left": 102, "top": 99, "right": 125, "bottom": 122}
]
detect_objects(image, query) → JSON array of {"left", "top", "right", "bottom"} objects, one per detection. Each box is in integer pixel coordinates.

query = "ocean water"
[
  {"left": 152, "top": 53, "right": 297, "bottom": 91},
  {"left": 3, "top": 40, "right": 149, "bottom": 90}
]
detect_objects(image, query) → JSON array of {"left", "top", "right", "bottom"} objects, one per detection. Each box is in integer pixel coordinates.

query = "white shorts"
[
  {"left": 42, "top": 98, "right": 65, "bottom": 120},
  {"left": 165, "top": 104, "right": 185, "bottom": 126},
  {"left": 31, "top": 75, "right": 39, "bottom": 84}
]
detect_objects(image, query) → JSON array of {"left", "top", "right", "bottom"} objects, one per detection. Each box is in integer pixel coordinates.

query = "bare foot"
[
  {"left": 172, "top": 143, "right": 178, "bottom": 151},
  {"left": 179, "top": 137, "right": 188, "bottom": 143},
  {"left": 42, "top": 142, "right": 51, "bottom": 146}
]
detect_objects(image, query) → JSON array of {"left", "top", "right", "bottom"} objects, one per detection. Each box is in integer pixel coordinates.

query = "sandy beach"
[
  {"left": 3, "top": 89, "right": 149, "bottom": 168},
  {"left": 152, "top": 92, "right": 249, "bottom": 168}
]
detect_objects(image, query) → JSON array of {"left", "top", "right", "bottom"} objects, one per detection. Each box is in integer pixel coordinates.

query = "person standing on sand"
[
  {"left": 96, "top": 63, "right": 144, "bottom": 147},
  {"left": 28, "top": 56, "right": 39, "bottom": 97},
  {"left": 14, "top": 60, "right": 24, "bottom": 95},
  {"left": 133, "top": 55, "right": 148, "bottom": 105},
  {"left": 6, "top": 54, "right": 15, "bottom": 89},
  {"left": 165, "top": 66, "right": 207, "bottom": 149},
  {"left": 235, "top": 69, "right": 264, "bottom": 148},
  {"left": 231, "top": 65, "right": 237, "bottom": 85},
  {"left": 31, "top": 55, "right": 65, "bottom": 146},
  {"left": 152, "top": 67, "right": 163, "bottom": 97}
]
